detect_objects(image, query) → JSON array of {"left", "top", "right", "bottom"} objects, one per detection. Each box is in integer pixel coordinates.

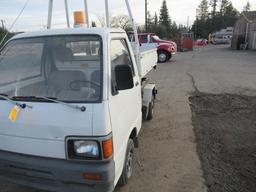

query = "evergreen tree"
[
  {"left": 243, "top": 1, "right": 251, "bottom": 12},
  {"left": 198, "top": 0, "right": 209, "bottom": 20},
  {"left": 159, "top": 0, "right": 171, "bottom": 26},
  {"left": 154, "top": 12, "right": 158, "bottom": 26},
  {"left": 171, "top": 21, "right": 179, "bottom": 37},
  {"left": 220, "top": 0, "right": 229, "bottom": 16},
  {"left": 0, "top": 27, "right": 13, "bottom": 48},
  {"left": 210, "top": 0, "right": 218, "bottom": 17},
  {"left": 192, "top": 0, "right": 239, "bottom": 38},
  {"left": 159, "top": 0, "right": 172, "bottom": 38}
]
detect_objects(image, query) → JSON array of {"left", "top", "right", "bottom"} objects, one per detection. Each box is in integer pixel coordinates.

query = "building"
[{"left": 231, "top": 11, "right": 256, "bottom": 50}]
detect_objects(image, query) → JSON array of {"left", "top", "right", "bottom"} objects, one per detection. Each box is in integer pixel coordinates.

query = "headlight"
[
  {"left": 66, "top": 136, "right": 113, "bottom": 160},
  {"left": 67, "top": 139, "right": 100, "bottom": 160},
  {"left": 74, "top": 141, "right": 99, "bottom": 158}
]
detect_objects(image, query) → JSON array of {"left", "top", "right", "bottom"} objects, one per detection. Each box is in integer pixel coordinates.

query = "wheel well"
[
  {"left": 157, "top": 49, "right": 168, "bottom": 54},
  {"left": 130, "top": 128, "right": 139, "bottom": 148}
]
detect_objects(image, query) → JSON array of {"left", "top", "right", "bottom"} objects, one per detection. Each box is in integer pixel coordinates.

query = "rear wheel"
[
  {"left": 118, "top": 139, "right": 135, "bottom": 186},
  {"left": 158, "top": 50, "right": 168, "bottom": 63},
  {"left": 146, "top": 99, "right": 154, "bottom": 121}
]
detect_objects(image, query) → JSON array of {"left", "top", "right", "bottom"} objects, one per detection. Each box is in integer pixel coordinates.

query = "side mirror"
[{"left": 115, "top": 65, "right": 134, "bottom": 91}]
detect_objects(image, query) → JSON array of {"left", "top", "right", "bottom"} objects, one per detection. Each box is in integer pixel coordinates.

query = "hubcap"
[
  {"left": 126, "top": 150, "right": 134, "bottom": 179},
  {"left": 159, "top": 53, "right": 167, "bottom": 62}
]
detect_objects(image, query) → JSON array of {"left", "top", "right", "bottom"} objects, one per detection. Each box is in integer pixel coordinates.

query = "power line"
[{"left": 0, "top": 0, "right": 30, "bottom": 47}]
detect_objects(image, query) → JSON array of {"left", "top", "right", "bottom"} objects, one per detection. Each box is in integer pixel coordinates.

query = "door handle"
[{"left": 135, "top": 81, "right": 139, "bottom": 87}]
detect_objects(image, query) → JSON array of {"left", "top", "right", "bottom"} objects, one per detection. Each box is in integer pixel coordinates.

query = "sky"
[{"left": 0, "top": 0, "right": 256, "bottom": 32}]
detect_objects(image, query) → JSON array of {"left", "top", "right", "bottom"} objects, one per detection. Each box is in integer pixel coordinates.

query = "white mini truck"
[{"left": 0, "top": 26, "right": 157, "bottom": 192}]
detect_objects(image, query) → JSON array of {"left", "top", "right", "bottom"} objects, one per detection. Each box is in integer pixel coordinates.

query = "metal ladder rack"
[{"left": 46, "top": 0, "right": 140, "bottom": 65}]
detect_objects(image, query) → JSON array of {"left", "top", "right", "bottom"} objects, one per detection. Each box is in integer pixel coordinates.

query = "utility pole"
[
  {"left": 195, "top": 8, "right": 200, "bottom": 39},
  {"left": 187, "top": 16, "right": 189, "bottom": 30},
  {"left": 145, "top": 0, "right": 148, "bottom": 32},
  {"left": 1, "top": 19, "right": 5, "bottom": 29}
]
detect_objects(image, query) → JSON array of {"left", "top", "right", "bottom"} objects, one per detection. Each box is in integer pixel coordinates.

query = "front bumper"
[{"left": 0, "top": 150, "right": 115, "bottom": 192}]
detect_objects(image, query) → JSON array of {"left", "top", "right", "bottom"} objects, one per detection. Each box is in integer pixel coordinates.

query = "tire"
[
  {"left": 146, "top": 100, "right": 154, "bottom": 121},
  {"left": 118, "top": 139, "right": 135, "bottom": 187},
  {"left": 158, "top": 50, "right": 168, "bottom": 63},
  {"left": 142, "top": 106, "right": 148, "bottom": 121},
  {"left": 168, "top": 53, "right": 173, "bottom": 61}
]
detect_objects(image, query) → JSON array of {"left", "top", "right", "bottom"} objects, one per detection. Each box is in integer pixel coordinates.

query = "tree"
[
  {"left": 198, "top": 0, "right": 209, "bottom": 20},
  {"left": 192, "top": 0, "right": 239, "bottom": 38},
  {"left": 159, "top": 0, "right": 171, "bottom": 27},
  {"left": 154, "top": 12, "right": 158, "bottom": 26},
  {"left": 210, "top": 0, "right": 218, "bottom": 17},
  {"left": 0, "top": 27, "right": 13, "bottom": 48},
  {"left": 111, "top": 15, "right": 132, "bottom": 32},
  {"left": 147, "top": 11, "right": 155, "bottom": 31},
  {"left": 96, "top": 14, "right": 106, "bottom": 27},
  {"left": 171, "top": 21, "right": 179, "bottom": 37},
  {"left": 220, "top": 0, "right": 229, "bottom": 16},
  {"left": 159, "top": 0, "right": 172, "bottom": 38},
  {"left": 243, "top": 1, "right": 251, "bottom": 12}
]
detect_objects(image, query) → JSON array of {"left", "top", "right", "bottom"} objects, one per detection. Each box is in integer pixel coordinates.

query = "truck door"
[{"left": 108, "top": 38, "right": 142, "bottom": 181}]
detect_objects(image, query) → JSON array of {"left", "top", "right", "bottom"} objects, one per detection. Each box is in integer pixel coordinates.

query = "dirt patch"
[{"left": 189, "top": 93, "right": 256, "bottom": 192}]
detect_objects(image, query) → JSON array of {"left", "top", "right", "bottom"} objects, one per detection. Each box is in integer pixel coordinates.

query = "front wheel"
[
  {"left": 118, "top": 139, "right": 135, "bottom": 186},
  {"left": 158, "top": 50, "right": 168, "bottom": 63},
  {"left": 168, "top": 53, "right": 173, "bottom": 61}
]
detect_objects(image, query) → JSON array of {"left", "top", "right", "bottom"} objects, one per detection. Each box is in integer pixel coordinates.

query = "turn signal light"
[
  {"left": 102, "top": 138, "right": 113, "bottom": 159},
  {"left": 83, "top": 173, "right": 102, "bottom": 181}
]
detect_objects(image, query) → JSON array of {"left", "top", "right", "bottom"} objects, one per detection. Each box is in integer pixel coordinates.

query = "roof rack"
[{"left": 46, "top": 0, "right": 140, "bottom": 64}]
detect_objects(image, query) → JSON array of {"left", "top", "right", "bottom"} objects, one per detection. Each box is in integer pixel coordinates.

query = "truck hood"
[
  {"left": 157, "top": 40, "right": 177, "bottom": 49},
  {"left": 0, "top": 101, "right": 94, "bottom": 158}
]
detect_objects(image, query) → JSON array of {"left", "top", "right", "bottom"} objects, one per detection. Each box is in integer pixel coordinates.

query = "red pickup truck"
[{"left": 130, "top": 33, "right": 177, "bottom": 63}]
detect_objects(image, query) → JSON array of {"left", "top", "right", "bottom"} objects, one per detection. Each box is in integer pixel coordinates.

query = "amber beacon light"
[{"left": 73, "top": 11, "right": 86, "bottom": 27}]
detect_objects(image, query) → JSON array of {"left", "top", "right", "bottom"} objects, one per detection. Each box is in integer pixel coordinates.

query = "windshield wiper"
[
  {"left": 0, "top": 94, "right": 33, "bottom": 109},
  {"left": 41, "top": 97, "right": 86, "bottom": 112},
  {"left": 13, "top": 96, "right": 86, "bottom": 112}
]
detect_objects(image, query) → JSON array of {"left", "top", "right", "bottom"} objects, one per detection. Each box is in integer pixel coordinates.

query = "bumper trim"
[{"left": 0, "top": 150, "right": 115, "bottom": 192}]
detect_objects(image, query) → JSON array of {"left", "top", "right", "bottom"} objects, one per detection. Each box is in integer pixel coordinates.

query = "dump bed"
[{"left": 131, "top": 43, "right": 158, "bottom": 78}]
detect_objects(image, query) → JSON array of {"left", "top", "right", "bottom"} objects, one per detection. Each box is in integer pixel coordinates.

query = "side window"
[
  {"left": 141, "top": 35, "right": 148, "bottom": 43},
  {"left": 110, "top": 39, "right": 134, "bottom": 92}
]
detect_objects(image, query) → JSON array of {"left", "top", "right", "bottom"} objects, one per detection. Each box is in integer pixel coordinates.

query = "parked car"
[
  {"left": 212, "top": 36, "right": 231, "bottom": 44},
  {"left": 130, "top": 33, "right": 177, "bottom": 63},
  {"left": 194, "top": 39, "right": 208, "bottom": 46}
]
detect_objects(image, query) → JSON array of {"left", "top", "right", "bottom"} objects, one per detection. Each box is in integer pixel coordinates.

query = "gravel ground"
[{"left": 189, "top": 93, "right": 256, "bottom": 192}]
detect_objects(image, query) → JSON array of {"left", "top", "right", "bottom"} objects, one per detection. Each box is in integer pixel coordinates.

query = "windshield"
[{"left": 0, "top": 35, "right": 102, "bottom": 103}]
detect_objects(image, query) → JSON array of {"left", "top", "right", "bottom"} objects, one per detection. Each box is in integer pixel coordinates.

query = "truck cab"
[
  {"left": 130, "top": 33, "right": 177, "bottom": 63},
  {"left": 0, "top": 27, "right": 157, "bottom": 192}
]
